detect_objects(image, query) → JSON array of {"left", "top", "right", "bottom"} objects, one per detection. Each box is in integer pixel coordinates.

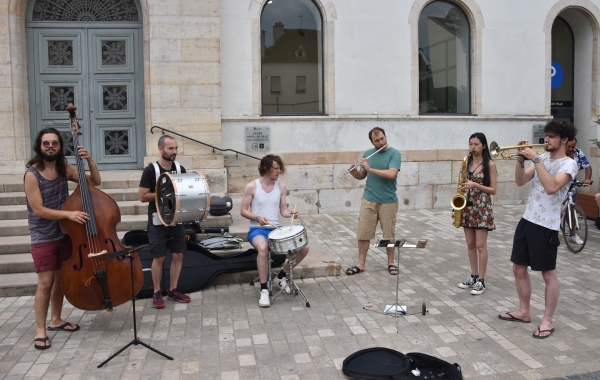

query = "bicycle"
[{"left": 560, "top": 180, "right": 592, "bottom": 253}]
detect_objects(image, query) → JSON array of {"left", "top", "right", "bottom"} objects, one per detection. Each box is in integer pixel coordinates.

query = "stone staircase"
[{"left": 0, "top": 170, "right": 247, "bottom": 297}]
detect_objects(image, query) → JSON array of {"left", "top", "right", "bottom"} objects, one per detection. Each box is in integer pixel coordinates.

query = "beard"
[
  {"left": 162, "top": 152, "right": 176, "bottom": 161},
  {"left": 41, "top": 152, "right": 59, "bottom": 162}
]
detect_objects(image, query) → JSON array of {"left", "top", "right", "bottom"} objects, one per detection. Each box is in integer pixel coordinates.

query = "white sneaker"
[
  {"left": 258, "top": 289, "right": 270, "bottom": 307},
  {"left": 458, "top": 275, "right": 478, "bottom": 289},
  {"left": 471, "top": 280, "right": 486, "bottom": 295},
  {"left": 277, "top": 277, "right": 291, "bottom": 295},
  {"left": 569, "top": 234, "right": 584, "bottom": 245}
]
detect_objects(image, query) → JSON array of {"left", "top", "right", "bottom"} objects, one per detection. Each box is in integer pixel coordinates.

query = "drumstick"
[
  {"left": 290, "top": 203, "right": 296, "bottom": 230},
  {"left": 267, "top": 222, "right": 282, "bottom": 231}
]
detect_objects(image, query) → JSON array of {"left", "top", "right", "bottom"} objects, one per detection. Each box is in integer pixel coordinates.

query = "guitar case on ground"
[
  {"left": 122, "top": 230, "right": 287, "bottom": 298},
  {"left": 342, "top": 347, "right": 462, "bottom": 380}
]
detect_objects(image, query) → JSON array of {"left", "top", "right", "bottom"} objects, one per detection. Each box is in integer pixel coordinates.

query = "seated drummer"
[{"left": 240, "top": 154, "right": 310, "bottom": 308}]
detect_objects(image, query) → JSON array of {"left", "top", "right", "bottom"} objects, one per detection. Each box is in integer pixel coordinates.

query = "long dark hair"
[
  {"left": 467, "top": 132, "right": 492, "bottom": 187},
  {"left": 26, "top": 128, "right": 68, "bottom": 178}
]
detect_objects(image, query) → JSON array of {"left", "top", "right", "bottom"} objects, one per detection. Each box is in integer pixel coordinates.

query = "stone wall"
[{"left": 223, "top": 147, "right": 533, "bottom": 215}]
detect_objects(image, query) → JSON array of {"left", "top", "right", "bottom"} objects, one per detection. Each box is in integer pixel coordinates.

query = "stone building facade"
[{"left": 2, "top": 0, "right": 600, "bottom": 214}]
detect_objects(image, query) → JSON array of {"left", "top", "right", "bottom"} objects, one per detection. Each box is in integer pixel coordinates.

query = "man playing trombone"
[
  {"left": 345, "top": 127, "right": 401, "bottom": 276},
  {"left": 498, "top": 120, "right": 577, "bottom": 339}
]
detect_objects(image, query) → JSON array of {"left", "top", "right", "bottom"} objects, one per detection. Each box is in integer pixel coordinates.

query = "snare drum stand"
[{"left": 272, "top": 249, "right": 310, "bottom": 307}]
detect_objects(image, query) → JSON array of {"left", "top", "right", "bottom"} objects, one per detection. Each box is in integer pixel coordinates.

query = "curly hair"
[
  {"left": 258, "top": 155, "right": 285, "bottom": 176},
  {"left": 544, "top": 120, "right": 577, "bottom": 142},
  {"left": 26, "top": 128, "right": 68, "bottom": 178}
]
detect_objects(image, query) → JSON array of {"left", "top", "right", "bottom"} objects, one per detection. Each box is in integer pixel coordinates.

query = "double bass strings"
[{"left": 70, "top": 115, "right": 104, "bottom": 274}]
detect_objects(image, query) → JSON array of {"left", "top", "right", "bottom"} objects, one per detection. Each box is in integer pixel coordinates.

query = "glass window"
[
  {"left": 271, "top": 76, "right": 281, "bottom": 93},
  {"left": 261, "top": 0, "right": 323, "bottom": 114},
  {"left": 418, "top": 1, "right": 470, "bottom": 114},
  {"left": 296, "top": 76, "right": 306, "bottom": 93}
]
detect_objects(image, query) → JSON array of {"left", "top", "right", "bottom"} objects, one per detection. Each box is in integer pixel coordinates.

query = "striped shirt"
[{"left": 26, "top": 166, "right": 69, "bottom": 244}]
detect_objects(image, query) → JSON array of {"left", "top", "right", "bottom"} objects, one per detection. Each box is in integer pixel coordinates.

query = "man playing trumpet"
[
  {"left": 498, "top": 120, "right": 577, "bottom": 339},
  {"left": 346, "top": 127, "right": 401, "bottom": 276}
]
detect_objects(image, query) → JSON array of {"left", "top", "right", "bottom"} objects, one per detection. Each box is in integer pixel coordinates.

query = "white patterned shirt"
[{"left": 523, "top": 153, "right": 578, "bottom": 231}]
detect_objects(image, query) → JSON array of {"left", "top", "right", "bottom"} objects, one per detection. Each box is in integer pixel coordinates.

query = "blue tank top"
[{"left": 26, "top": 166, "right": 69, "bottom": 244}]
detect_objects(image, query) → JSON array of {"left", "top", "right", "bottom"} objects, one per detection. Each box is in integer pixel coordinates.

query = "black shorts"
[
  {"left": 147, "top": 224, "right": 186, "bottom": 258},
  {"left": 511, "top": 218, "right": 560, "bottom": 271}
]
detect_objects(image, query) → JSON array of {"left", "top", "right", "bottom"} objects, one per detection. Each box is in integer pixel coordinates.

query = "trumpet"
[
  {"left": 340, "top": 144, "right": 389, "bottom": 177},
  {"left": 489, "top": 141, "right": 547, "bottom": 160}
]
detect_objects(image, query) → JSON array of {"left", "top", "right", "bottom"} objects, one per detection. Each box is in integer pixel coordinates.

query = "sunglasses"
[{"left": 42, "top": 140, "right": 60, "bottom": 148}]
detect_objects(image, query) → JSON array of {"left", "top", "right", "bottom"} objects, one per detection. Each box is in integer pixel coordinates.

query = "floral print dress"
[{"left": 461, "top": 172, "right": 495, "bottom": 231}]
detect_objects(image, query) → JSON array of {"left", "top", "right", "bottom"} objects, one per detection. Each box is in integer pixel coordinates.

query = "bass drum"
[{"left": 155, "top": 172, "right": 210, "bottom": 226}]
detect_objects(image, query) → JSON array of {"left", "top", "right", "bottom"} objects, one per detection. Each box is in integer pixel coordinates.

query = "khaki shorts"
[{"left": 357, "top": 199, "right": 399, "bottom": 240}]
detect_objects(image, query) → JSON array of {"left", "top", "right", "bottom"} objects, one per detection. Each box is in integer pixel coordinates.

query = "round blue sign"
[{"left": 551, "top": 61, "right": 564, "bottom": 90}]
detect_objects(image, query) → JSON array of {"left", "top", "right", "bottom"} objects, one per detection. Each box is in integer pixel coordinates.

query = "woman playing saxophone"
[{"left": 457, "top": 132, "right": 497, "bottom": 295}]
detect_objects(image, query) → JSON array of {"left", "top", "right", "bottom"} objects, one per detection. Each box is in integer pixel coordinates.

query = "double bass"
[{"left": 60, "top": 104, "right": 143, "bottom": 311}]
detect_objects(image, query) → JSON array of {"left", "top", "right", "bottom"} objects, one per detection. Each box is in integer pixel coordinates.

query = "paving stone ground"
[{"left": 1, "top": 204, "right": 600, "bottom": 379}]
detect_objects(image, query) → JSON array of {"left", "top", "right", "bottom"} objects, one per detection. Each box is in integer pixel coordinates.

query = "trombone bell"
[{"left": 489, "top": 141, "right": 547, "bottom": 160}]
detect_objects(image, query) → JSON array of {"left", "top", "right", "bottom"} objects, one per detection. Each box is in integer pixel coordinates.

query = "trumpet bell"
[{"left": 490, "top": 141, "right": 500, "bottom": 159}]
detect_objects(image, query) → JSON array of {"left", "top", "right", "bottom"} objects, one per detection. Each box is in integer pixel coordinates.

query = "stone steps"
[
  {"left": 0, "top": 188, "right": 142, "bottom": 206},
  {"left": 0, "top": 250, "right": 340, "bottom": 298},
  {"left": 0, "top": 171, "right": 283, "bottom": 297}
]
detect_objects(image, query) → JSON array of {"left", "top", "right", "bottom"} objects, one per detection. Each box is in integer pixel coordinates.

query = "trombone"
[{"left": 489, "top": 141, "right": 547, "bottom": 160}]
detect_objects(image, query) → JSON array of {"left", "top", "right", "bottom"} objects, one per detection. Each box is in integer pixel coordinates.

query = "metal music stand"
[
  {"left": 98, "top": 251, "right": 173, "bottom": 368},
  {"left": 363, "top": 238, "right": 428, "bottom": 332}
]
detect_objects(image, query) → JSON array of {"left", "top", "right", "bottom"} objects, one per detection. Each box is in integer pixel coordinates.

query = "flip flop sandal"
[
  {"left": 498, "top": 312, "right": 531, "bottom": 323},
  {"left": 47, "top": 322, "right": 80, "bottom": 332},
  {"left": 34, "top": 337, "right": 51, "bottom": 350},
  {"left": 388, "top": 265, "right": 398, "bottom": 275},
  {"left": 346, "top": 266, "right": 362, "bottom": 275},
  {"left": 532, "top": 327, "right": 555, "bottom": 339}
]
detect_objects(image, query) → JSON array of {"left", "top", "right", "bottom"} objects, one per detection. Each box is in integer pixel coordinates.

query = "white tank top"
[{"left": 249, "top": 179, "right": 281, "bottom": 228}]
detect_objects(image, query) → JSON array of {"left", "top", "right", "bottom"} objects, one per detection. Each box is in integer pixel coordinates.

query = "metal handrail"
[{"left": 150, "top": 125, "right": 261, "bottom": 161}]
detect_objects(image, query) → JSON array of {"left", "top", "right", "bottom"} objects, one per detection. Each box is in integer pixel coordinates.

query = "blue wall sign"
[{"left": 551, "top": 60, "right": 564, "bottom": 90}]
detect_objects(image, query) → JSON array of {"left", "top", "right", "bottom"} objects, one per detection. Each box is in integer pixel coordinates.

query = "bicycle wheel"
[{"left": 561, "top": 204, "right": 588, "bottom": 253}]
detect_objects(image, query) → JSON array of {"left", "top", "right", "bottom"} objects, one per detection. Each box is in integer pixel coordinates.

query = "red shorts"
[{"left": 30, "top": 236, "right": 72, "bottom": 272}]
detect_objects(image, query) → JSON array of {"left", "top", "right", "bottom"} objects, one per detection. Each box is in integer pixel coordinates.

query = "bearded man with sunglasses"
[{"left": 24, "top": 128, "right": 101, "bottom": 350}]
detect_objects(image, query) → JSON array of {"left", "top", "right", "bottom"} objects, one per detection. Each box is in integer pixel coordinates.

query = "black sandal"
[
  {"left": 346, "top": 266, "right": 362, "bottom": 275},
  {"left": 388, "top": 265, "right": 398, "bottom": 275},
  {"left": 34, "top": 337, "right": 51, "bottom": 350}
]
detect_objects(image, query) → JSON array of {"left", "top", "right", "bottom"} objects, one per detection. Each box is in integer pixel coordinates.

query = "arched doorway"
[
  {"left": 26, "top": 0, "right": 145, "bottom": 169},
  {"left": 551, "top": 17, "right": 575, "bottom": 123}
]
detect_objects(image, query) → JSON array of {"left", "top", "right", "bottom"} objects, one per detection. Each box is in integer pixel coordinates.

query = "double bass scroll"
[{"left": 59, "top": 103, "right": 143, "bottom": 311}]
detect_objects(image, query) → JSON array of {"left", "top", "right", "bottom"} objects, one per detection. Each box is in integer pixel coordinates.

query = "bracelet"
[{"left": 255, "top": 215, "right": 260, "bottom": 222}]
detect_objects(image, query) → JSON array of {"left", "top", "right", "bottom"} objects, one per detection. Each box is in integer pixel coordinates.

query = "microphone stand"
[{"left": 97, "top": 248, "right": 173, "bottom": 368}]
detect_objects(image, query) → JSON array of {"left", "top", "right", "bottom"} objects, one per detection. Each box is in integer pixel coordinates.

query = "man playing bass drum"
[
  {"left": 345, "top": 127, "right": 402, "bottom": 276},
  {"left": 139, "top": 135, "right": 191, "bottom": 309},
  {"left": 25, "top": 128, "right": 101, "bottom": 350}
]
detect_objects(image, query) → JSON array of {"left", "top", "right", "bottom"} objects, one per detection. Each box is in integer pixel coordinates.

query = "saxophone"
[{"left": 451, "top": 153, "right": 470, "bottom": 228}]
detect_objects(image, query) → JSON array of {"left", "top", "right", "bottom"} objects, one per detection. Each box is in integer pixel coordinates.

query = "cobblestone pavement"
[{"left": 1, "top": 205, "right": 600, "bottom": 379}]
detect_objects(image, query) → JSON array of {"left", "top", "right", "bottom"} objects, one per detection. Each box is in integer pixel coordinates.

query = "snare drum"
[
  {"left": 155, "top": 172, "right": 210, "bottom": 226},
  {"left": 268, "top": 225, "right": 308, "bottom": 254}
]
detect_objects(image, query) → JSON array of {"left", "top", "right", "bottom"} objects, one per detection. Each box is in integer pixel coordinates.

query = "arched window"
[
  {"left": 261, "top": 0, "right": 323, "bottom": 115},
  {"left": 418, "top": 1, "right": 470, "bottom": 114}
]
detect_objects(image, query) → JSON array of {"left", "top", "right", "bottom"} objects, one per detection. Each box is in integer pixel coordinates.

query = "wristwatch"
[{"left": 532, "top": 156, "right": 541, "bottom": 164}]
